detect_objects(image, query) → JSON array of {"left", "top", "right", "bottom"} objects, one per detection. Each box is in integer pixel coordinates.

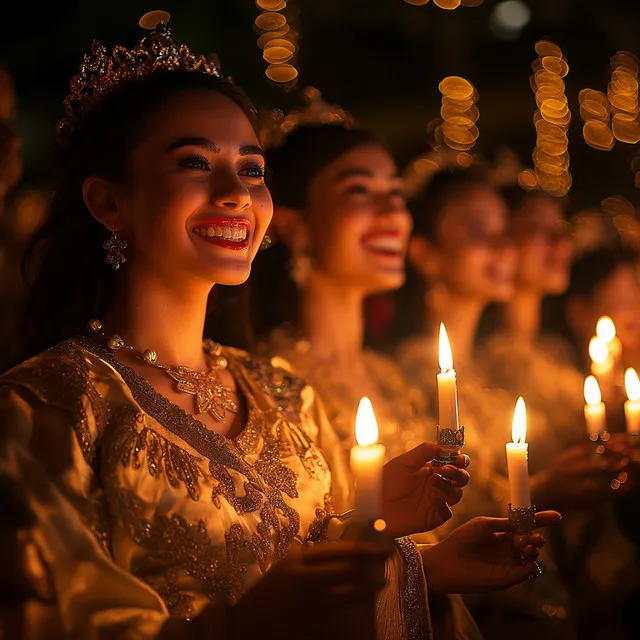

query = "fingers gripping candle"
[{"left": 434, "top": 323, "right": 464, "bottom": 466}]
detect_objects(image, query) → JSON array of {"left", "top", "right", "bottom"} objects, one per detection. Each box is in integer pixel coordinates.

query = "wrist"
[{"left": 419, "top": 544, "right": 446, "bottom": 595}]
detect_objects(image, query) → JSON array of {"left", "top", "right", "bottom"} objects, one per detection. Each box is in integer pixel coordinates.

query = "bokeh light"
[
  {"left": 254, "top": 1, "right": 299, "bottom": 86},
  {"left": 531, "top": 41, "right": 572, "bottom": 196}
]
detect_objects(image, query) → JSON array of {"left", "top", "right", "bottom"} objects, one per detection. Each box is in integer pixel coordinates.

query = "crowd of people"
[{"left": 0, "top": 12, "right": 638, "bottom": 640}]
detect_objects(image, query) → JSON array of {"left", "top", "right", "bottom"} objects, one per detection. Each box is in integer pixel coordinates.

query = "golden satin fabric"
[
  {"left": 266, "top": 329, "right": 482, "bottom": 640},
  {"left": 0, "top": 338, "right": 431, "bottom": 639}
]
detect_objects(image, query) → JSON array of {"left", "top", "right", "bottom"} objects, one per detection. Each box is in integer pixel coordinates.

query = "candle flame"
[
  {"left": 584, "top": 375, "right": 602, "bottom": 405},
  {"left": 589, "top": 336, "right": 609, "bottom": 365},
  {"left": 355, "top": 397, "right": 379, "bottom": 446},
  {"left": 438, "top": 323, "right": 454, "bottom": 372},
  {"left": 511, "top": 396, "right": 527, "bottom": 444},
  {"left": 625, "top": 368, "right": 640, "bottom": 401},
  {"left": 596, "top": 316, "right": 616, "bottom": 343}
]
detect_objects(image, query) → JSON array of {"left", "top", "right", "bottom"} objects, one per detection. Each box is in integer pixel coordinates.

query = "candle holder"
[
  {"left": 432, "top": 425, "right": 465, "bottom": 467},
  {"left": 508, "top": 504, "right": 543, "bottom": 579},
  {"left": 588, "top": 430, "right": 610, "bottom": 457}
]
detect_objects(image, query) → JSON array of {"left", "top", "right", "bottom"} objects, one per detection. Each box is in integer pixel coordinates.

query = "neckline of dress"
[{"left": 74, "top": 336, "right": 256, "bottom": 460}]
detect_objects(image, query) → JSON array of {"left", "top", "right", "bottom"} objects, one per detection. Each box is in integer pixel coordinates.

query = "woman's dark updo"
[{"left": 19, "top": 71, "right": 257, "bottom": 362}]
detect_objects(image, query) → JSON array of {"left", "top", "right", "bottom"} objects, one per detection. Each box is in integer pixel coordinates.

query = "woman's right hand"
[
  {"left": 532, "top": 437, "right": 631, "bottom": 510},
  {"left": 229, "top": 541, "right": 391, "bottom": 639}
]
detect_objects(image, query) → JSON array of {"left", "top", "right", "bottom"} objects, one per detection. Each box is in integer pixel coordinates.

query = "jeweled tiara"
[{"left": 57, "top": 11, "right": 224, "bottom": 140}]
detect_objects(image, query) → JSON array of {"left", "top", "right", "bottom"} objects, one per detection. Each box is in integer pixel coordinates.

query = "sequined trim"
[
  {"left": 395, "top": 537, "right": 431, "bottom": 640},
  {"left": 112, "top": 407, "right": 206, "bottom": 501},
  {"left": 233, "top": 351, "right": 306, "bottom": 423},
  {"left": 120, "top": 489, "right": 248, "bottom": 604}
]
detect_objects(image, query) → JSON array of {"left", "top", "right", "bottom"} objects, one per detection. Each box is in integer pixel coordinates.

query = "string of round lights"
[
  {"left": 254, "top": 0, "right": 299, "bottom": 87},
  {"left": 435, "top": 75, "right": 480, "bottom": 153},
  {"left": 608, "top": 51, "right": 640, "bottom": 145},
  {"left": 530, "top": 40, "right": 572, "bottom": 197}
]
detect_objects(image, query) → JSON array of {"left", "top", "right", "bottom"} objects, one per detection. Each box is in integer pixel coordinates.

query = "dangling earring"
[
  {"left": 260, "top": 233, "right": 273, "bottom": 251},
  {"left": 290, "top": 242, "right": 312, "bottom": 288},
  {"left": 103, "top": 229, "right": 127, "bottom": 271}
]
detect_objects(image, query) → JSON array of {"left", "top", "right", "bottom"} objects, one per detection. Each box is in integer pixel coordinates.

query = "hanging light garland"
[
  {"left": 530, "top": 40, "right": 572, "bottom": 197},
  {"left": 435, "top": 75, "right": 480, "bottom": 153},
  {"left": 254, "top": 0, "right": 300, "bottom": 87}
]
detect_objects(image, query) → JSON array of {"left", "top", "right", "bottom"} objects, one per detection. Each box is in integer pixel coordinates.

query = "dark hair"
[
  {"left": 388, "top": 168, "right": 490, "bottom": 348},
  {"left": 501, "top": 185, "right": 566, "bottom": 220},
  {"left": 250, "top": 124, "right": 380, "bottom": 341},
  {"left": 19, "top": 70, "right": 257, "bottom": 361}
]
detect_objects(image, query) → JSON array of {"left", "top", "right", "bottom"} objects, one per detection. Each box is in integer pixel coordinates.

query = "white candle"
[
  {"left": 437, "top": 323, "right": 459, "bottom": 429},
  {"left": 584, "top": 375, "right": 607, "bottom": 436},
  {"left": 350, "top": 397, "right": 386, "bottom": 521},
  {"left": 505, "top": 397, "right": 531, "bottom": 507},
  {"left": 625, "top": 368, "right": 640, "bottom": 435}
]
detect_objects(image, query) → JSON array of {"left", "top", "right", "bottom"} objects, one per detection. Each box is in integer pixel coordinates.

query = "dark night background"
[{"left": 1, "top": 0, "right": 640, "bottom": 211}]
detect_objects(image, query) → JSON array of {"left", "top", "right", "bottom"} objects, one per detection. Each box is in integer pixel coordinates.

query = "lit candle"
[
  {"left": 505, "top": 397, "right": 531, "bottom": 507},
  {"left": 596, "top": 315, "right": 621, "bottom": 360},
  {"left": 437, "top": 323, "right": 459, "bottom": 429},
  {"left": 584, "top": 375, "right": 607, "bottom": 436},
  {"left": 350, "top": 397, "right": 386, "bottom": 521},
  {"left": 589, "top": 336, "right": 613, "bottom": 376},
  {"left": 624, "top": 368, "right": 640, "bottom": 435}
]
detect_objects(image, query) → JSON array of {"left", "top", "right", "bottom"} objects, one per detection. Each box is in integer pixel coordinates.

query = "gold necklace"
[{"left": 87, "top": 319, "right": 238, "bottom": 422}]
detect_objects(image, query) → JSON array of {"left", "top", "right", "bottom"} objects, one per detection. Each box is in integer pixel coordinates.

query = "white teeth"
[
  {"left": 365, "top": 237, "right": 403, "bottom": 252},
  {"left": 194, "top": 224, "right": 248, "bottom": 242}
]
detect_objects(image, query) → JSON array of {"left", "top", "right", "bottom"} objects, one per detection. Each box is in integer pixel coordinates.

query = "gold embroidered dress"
[
  {"left": 266, "top": 328, "right": 432, "bottom": 459},
  {"left": 0, "top": 338, "right": 432, "bottom": 639}
]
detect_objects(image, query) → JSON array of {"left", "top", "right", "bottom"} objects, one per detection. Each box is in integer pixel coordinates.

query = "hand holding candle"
[
  {"left": 506, "top": 397, "right": 531, "bottom": 507},
  {"left": 350, "top": 397, "right": 386, "bottom": 522}
]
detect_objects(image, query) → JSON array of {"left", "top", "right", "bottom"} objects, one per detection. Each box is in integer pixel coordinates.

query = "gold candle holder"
[
  {"left": 432, "top": 425, "right": 465, "bottom": 467},
  {"left": 508, "top": 504, "right": 543, "bottom": 579}
]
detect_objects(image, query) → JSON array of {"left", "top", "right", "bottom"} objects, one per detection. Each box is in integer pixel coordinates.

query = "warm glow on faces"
[
  {"left": 303, "top": 144, "right": 412, "bottom": 294},
  {"left": 121, "top": 91, "right": 272, "bottom": 287},
  {"left": 431, "top": 183, "right": 516, "bottom": 302},
  {"left": 510, "top": 195, "right": 572, "bottom": 295}
]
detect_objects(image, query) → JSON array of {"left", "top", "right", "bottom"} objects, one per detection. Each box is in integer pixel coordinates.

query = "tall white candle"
[
  {"left": 584, "top": 375, "right": 607, "bottom": 436},
  {"left": 505, "top": 397, "right": 531, "bottom": 507},
  {"left": 350, "top": 397, "right": 386, "bottom": 521},
  {"left": 624, "top": 368, "right": 640, "bottom": 435},
  {"left": 437, "top": 323, "right": 459, "bottom": 429}
]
